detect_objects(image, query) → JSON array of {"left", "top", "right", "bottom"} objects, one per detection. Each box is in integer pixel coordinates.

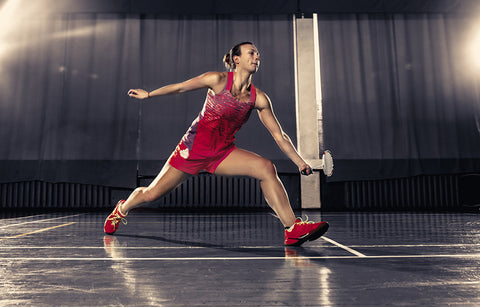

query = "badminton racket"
[{"left": 301, "top": 150, "right": 334, "bottom": 177}]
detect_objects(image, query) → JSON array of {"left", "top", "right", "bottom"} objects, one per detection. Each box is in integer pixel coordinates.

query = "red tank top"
[{"left": 181, "top": 72, "right": 256, "bottom": 156}]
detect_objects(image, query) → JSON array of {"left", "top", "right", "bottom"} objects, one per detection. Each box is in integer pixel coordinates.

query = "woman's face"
[{"left": 234, "top": 44, "right": 260, "bottom": 73}]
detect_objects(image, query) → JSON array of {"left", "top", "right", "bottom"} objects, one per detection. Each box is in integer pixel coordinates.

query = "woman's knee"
[{"left": 253, "top": 158, "right": 277, "bottom": 180}]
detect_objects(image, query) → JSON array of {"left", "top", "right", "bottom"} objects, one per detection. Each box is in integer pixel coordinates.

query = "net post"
[{"left": 294, "top": 14, "right": 323, "bottom": 209}]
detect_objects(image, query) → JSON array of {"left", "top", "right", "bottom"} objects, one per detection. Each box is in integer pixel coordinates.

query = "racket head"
[{"left": 322, "top": 150, "right": 334, "bottom": 177}]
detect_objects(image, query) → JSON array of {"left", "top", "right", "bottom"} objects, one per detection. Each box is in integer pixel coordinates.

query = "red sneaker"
[
  {"left": 104, "top": 200, "right": 127, "bottom": 235},
  {"left": 285, "top": 217, "right": 329, "bottom": 246}
]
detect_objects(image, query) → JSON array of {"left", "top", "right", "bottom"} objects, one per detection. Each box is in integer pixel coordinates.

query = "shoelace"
[
  {"left": 108, "top": 212, "right": 127, "bottom": 227},
  {"left": 295, "top": 215, "right": 314, "bottom": 225},
  {"left": 286, "top": 216, "right": 314, "bottom": 232}
]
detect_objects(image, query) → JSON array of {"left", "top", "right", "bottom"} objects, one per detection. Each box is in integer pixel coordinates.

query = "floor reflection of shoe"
[
  {"left": 103, "top": 235, "right": 119, "bottom": 254},
  {"left": 104, "top": 200, "right": 127, "bottom": 235},
  {"left": 285, "top": 217, "right": 329, "bottom": 246},
  {"left": 103, "top": 235, "right": 126, "bottom": 259},
  {"left": 284, "top": 247, "right": 314, "bottom": 267}
]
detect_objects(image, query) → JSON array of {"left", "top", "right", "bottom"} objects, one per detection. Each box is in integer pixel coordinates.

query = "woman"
[{"left": 104, "top": 42, "right": 329, "bottom": 246}]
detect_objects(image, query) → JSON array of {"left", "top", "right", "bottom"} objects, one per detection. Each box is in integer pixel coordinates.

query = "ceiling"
[{"left": 5, "top": 0, "right": 480, "bottom": 15}]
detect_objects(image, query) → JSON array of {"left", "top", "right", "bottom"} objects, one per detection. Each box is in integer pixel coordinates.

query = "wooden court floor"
[{"left": 1, "top": 210, "right": 480, "bottom": 306}]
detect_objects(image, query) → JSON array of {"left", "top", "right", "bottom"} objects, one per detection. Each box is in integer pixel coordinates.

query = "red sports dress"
[{"left": 169, "top": 72, "right": 256, "bottom": 174}]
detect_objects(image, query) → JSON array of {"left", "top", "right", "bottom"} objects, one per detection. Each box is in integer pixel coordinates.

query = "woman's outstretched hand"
[{"left": 127, "top": 89, "right": 149, "bottom": 99}]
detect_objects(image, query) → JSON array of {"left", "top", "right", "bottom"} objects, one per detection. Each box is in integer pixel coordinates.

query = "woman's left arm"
[{"left": 256, "top": 90, "right": 312, "bottom": 175}]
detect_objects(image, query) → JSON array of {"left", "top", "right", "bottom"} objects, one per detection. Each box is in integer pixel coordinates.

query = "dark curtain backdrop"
[
  {"left": 318, "top": 13, "right": 480, "bottom": 181},
  {"left": 3, "top": 9, "right": 480, "bottom": 187},
  {"left": 0, "top": 13, "right": 295, "bottom": 187}
]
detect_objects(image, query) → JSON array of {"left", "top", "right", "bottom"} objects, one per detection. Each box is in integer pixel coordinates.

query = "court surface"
[{"left": 1, "top": 210, "right": 480, "bottom": 306}]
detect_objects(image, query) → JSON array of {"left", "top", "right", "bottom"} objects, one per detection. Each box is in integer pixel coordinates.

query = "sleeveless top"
[{"left": 181, "top": 72, "right": 256, "bottom": 157}]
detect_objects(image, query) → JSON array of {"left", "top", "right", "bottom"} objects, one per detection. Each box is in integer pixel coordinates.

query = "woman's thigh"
[{"left": 214, "top": 148, "right": 275, "bottom": 179}]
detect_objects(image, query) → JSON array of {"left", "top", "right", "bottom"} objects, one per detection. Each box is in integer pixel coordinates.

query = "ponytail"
[{"left": 223, "top": 52, "right": 233, "bottom": 70}]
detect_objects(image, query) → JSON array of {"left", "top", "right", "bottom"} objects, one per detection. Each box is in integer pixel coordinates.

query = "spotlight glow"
[
  {"left": 0, "top": 0, "right": 22, "bottom": 92},
  {"left": 0, "top": 0, "right": 21, "bottom": 30},
  {"left": 465, "top": 16, "right": 480, "bottom": 73},
  {"left": 0, "top": 0, "right": 57, "bottom": 97},
  {"left": 0, "top": 0, "right": 117, "bottom": 99},
  {"left": 0, "top": 0, "right": 26, "bottom": 50},
  {"left": 470, "top": 29, "right": 480, "bottom": 70},
  {"left": 0, "top": 0, "right": 48, "bottom": 60}
]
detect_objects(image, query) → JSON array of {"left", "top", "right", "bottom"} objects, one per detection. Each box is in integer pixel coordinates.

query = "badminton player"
[{"left": 104, "top": 42, "right": 329, "bottom": 246}]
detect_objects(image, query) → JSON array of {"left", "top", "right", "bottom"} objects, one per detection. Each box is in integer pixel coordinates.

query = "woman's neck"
[{"left": 232, "top": 70, "right": 252, "bottom": 92}]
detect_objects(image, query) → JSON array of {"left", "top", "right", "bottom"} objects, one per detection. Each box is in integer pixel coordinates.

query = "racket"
[{"left": 301, "top": 150, "right": 334, "bottom": 177}]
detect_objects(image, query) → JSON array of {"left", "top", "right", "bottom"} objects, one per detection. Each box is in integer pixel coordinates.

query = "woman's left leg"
[{"left": 214, "top": 148, "right": 296, "bottom": 228}]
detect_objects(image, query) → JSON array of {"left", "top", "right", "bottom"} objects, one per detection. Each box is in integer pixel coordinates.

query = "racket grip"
[{"left": 301, "top": 167, "right": 313, "bottom": 176}]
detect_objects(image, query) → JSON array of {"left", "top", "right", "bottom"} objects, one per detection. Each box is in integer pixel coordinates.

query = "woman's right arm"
[{"left": 128, "top": 71, "right": 226, "bottom": 100}]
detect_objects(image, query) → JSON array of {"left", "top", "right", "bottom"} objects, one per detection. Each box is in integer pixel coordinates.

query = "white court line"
[
  {"left": 1, "top": 222, "right": 77, "bottom": 239},
  {"left": 0, "top": 213, "right": 48, "bottom": 221},
  {"left": 0, "top": 246, "right": 210, "bottom": 249},
  {"left": 2, "top": 253, "right": 480, "bottom": 261},
  {"left": 0, "top": 213, "right": 85, "bottom": 229},
  {"left": 2, "top": 243, "right": 479, "bottom": 250},
  {"left": 348, "top": 244, "right": 480, "bottom": 248},
  {"left": 0, "top": 245, "right": 325, "bottom": 249},
  {"left": 321, "top": 236, "right": 367, "bottom": 257},
  {"left": 2, "top": 244, "right": 479, "bottom": 250}
]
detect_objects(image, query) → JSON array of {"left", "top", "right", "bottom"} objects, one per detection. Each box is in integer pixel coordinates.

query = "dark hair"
[{"left": 223, "top": 41, "right": 254, "bottom": 70}]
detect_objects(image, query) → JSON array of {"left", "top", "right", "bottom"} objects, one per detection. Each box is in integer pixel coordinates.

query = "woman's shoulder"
[
  {"left": 201, "top": 71, "right": 228, "bottom": 83},
  {"left": 252, "top": 87, "right": 272, "bottom": 109},
  {"left": 200, "top": 71, "right": 229, "bottom": 94},
  {"left": 253, "top": 87, "right": 268, "bottom": 100}
]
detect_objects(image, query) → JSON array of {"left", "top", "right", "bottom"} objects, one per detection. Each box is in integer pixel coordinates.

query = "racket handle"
[{"left": 301, "top": 166, "right": 313, "bottom": 176}]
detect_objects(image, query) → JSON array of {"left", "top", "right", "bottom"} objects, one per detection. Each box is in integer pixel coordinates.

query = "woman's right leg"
[
  {"left": 120, "top": 163, "right": 191, "bottom": 214},
  {"left": 104, "top": 162, "right": 190, "bottom": 234}
]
